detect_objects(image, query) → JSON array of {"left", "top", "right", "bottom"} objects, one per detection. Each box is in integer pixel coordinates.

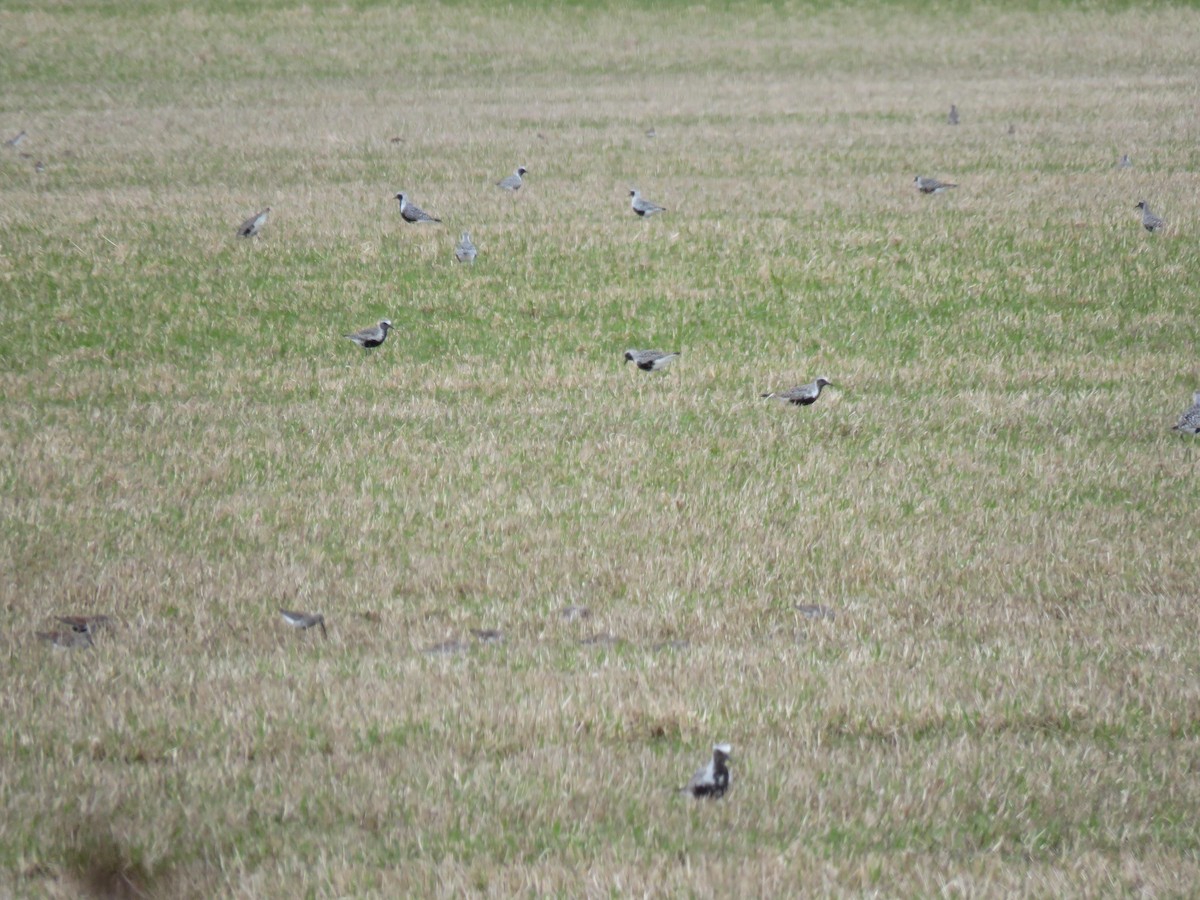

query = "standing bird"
[
  {"left": 4, "top": 129, "right": 26, "bottom": 148},
  {"left": 279, "top": 609, "right": 328, "bottom": 638},
  {"left": 345, "top": 319, "right": 393, "bottom": 350},
  {"left": 629, "top": 189, "right": 666, "bottom": 217},
  {"left": 237, "top": 207, "right": 271, "bottom": 238},
  {"left": 1116, "top": 154, "right": 1133, "bottom": 169},
  {"left": 1172, "top": 390, "right": 1200, "bottom": 434},
  {"left": 496, "top": 166, "right": 527, "bottom": 192},
  {"left": 455, "top": 232, "right": 478, "bottom": 263},
  {"left": 682, "top": 743, "right": 732, "bottom": 799},
  {"left": 1135, "top": 201, "right": 1165, "bottom": 233},
  {"left": 395, "top": 192, "right": 441, "bottom": 224},
  {"left": 914, "top": 175, "right": 957, "bottom": 194},
  {"left": 624, "top": 349, "right": 679, "bottom": 372},
  {"left": 947, "top": 104, "right": 959, "bottom": 125},
  {"left": 762, "top": 377, "right": 834, "bottom": 406}
]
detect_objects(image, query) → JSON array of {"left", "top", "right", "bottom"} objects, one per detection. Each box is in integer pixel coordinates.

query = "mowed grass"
[{"left": 3, "top": 1, "right": 1200, "bottom": 895}]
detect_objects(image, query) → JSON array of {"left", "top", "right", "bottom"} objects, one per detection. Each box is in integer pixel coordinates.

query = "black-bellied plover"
[
  {"left": 761, "top": 377, "right": 833, "bottom": 406},
  {"left": 1116, "top": 154, "right": 1133, "bottom": 169},
  {"left": 345, "top": 320, "right": 393, "bottom": 350},
  {"left": 455, "top": 232, "right": 477, "bottom": 263},
  {"left": 4, "top": 130, "right": 26, "bottom": 148},
  {"left": 58, "top": 615, "right": 114, "bottom": 633},
  {"left": 1135, "top": 201, "right": 1164, "bottom": 233},
  {"left": 629, "top": 189, "right": 666, "bottom": 217},
  {"left": 237, "top": 207, "right": 271, "bottom": 238},
  {"left": 683, "top": 743, "right": 732, "bottom": 799},
  {"left": 624, "top": 349, "right": 679, "bottom": 372},
  {"left": 947, "top": 104, "right": 959, "bottom": 125},
  {"left": 1172, "top": 390, "right": 1200, "bottom": 434},
  {"left": 914, "top": 175, "right": 957, "bottom": 194},
  {"left": 36, "top": 629, "right": 94, "bottom": 650},
  {"left": 496, "top": 166, "right": 527, "bottom": 192},
  {"left": 279, "top": 609, "right": 327, "bottom": 637},
  {"left": 395, "top": 192, "right": 441, "bottom": 224}
]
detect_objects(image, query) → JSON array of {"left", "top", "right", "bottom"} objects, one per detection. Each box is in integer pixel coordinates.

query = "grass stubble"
[{"left": 2, "top": 1, "right": 1200, "bottom": 896}]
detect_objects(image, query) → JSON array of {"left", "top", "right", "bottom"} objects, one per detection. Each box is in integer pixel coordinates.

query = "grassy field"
[{"left": 3, "top": 0, "right": 1200, "bottom": 895}]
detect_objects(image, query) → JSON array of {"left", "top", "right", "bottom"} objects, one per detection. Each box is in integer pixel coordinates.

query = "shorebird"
[
  {"left": 624, "top": 349, "right": 679, "bottom": 372},
  {"left": 36, "top": 629, "right": 94, "bottom": 650},
  {"left": 279, "top": 609, "right": 327, "bottom": 637},
  {"left": 761, "top": 377, "right": 834, "bottom": 406},
  {"left": 58, "top": 615, "right": 114, "bottom": 633},
  {"left": 683, "top": 743, "right": 732, "bottom": 799},
  {"left": 1116, "top": 154, "right": 1133, "bottom": 169},
  {"left": 1172, "top": 390, "right": 1200, "bottom": 434},
  {"left": 559, "top": 605, "right": 591, "bottom": 621},
  {"left": 947, "top": 104, "right": 959, "bottom": 125},
  {"left": 1135, "top": 201, "right": 1164, "bottom": 232},
  {"left": 237, "top": 207, "right": 270, "bottom": 238},
  {"left": 345, "top": 320, "right": 393, "bottom": 349},
  {"left": 395, "top": 192, "right": 441, "bottom": 224},
  {"left": 5, "top": 130, "right": 26, "bottom": 148},
  {"left": 629, "top": 189, "right": 666, "bottom": 217},
  {"left": 496, "top": 166, "right": 527, "bottom": 192},
  {"left": 455, "top": 232, "right": 477, "bottom": 263},
  {"left": 914, "top": 175, "right": 957, "bottom": 194}
]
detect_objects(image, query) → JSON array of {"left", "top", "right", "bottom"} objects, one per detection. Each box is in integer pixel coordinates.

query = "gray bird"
[
  {"left": 5, "top": 129, "right": 26, "bottom": 148},
  {"left": 683, "top": 743, "right": 732, "bottom": 799},
  {"left": 1116, "top": 154, "right": 1133, "bottom": 169},
  {"left": 624, "top": 349, "right": 679, "bottom": 372},
  {"left": 629, "top": 189, "right": 666, "bottom": 217},
  {"left": 279, "top": 608, "right": 327, "bottom": 637},
  {"left": 1135, "top": 200, "right": 1164, "bottom": 232},
  {"left": 455, "top": 232, "right": 477, "bottom": 263},
  {"left": 762, "top": 377, "right": 834, "bottom": 406},
  {"left": 36, "top": 629, "right": 94, "bottom": 650},
  {"left": 496, "top": 166, "right": 527, "bottom": 192},
  {"left": 914, "top": 175, "right": 957, "bottom": 194},
  {"left": 58, "top": 615, "right": 114, "bottom": 633},
  {"left": 237, "top": 207, "right": 270, "bottom": 238},
  {"left": 948, "top": 104, "right": 959, "bottom": 125},
  {"left": 1172, "top": 390, "right": 1200, "bottom": 434},
  {"left": 345, "top": 319, "right": 393, "bottom": 349},
  {"left": 395, "top": 192, "right": 441, "bottom": 224}
]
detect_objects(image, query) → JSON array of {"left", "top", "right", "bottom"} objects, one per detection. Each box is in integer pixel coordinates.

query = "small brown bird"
[{"left": 279, "top": 609, "right": 327, "bottom": 637}]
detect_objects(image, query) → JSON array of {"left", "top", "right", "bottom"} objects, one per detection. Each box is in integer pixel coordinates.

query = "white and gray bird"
[
  {"left": 624, "top": 349, "right": 679, "bottom": 372},
  {"left": 496, "top": 166, "right": 527, "bottom": 192},
  {"left": 762, "top": 377, "right": 834, "bottom": 406},
  {"left": 345, "top": 319, "right": 393, "bottom": 349},
  {"left": 279, "top": 608, "right": 327, "bottom": 637},
  {"left": 682, "top": 743, "right": 732, "bottom": 799},
  {"left": 1135, "top": 200, "right": 1164, "bottom": 232},
  {"left": 1116, "top": 154, "right": 1133, "bottom": 169},
  {"left": 455, "top": 232, "right": 477, "bottom": 263},
  {"left": 1172, "top": 390, "right": 1200, "bottom": 434},
  {"left": 948, "top": 104, "right": 959, "bottom": 125},
  {"left": 629, "top": 189, "right": 666, "bottom": 217},
  {"left": 395, "top": 192, "right": 441, "bottom": 224},
  {"left": 4, "top": 129, "right": 26, "bottom": 148},
  {"left": 914, "top": 175, "right": 957, "bottom": 194},
  {"left": 237, "top": 207, "right": 271, "bottom": 238}
]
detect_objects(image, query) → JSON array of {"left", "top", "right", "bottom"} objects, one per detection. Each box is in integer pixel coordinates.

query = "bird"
[
  {"left": 761, "top": 377, "right": 834, "bottom": 406},
  {"left": 34, "top": 160, "right": 45, "bottom": 173},
  {"left": 644, "top": 126, "right": 657, "bottom": 139},
  {"left": 914, "top": 175, "right": 957, "bottom": 194},
  {"left": 395, "top": 192, "right": 440, "bottom": 223},
  {"left": 455, "top": 232, "right": 477, "bottom": 263},
  {"left": 1135, "top": 201, "right": 1164, "bottom": 232},
  {"left": 279, "top": 609, "right": 327, "bottom": 637},
  {"left": 36, "top": 629, "right": 94, "bottom": 650},
  {"left": 496, "top": 166, "right": 527, "bottom": 192},
  {"left": 624, "top": 349, "right": 679, "bottom": 372},
  {"left": 682, "top": 743, "right": 732, "bottom": 799},
  {"left": 237, "top": 207, "right": 270, "bottom": 238},
  {"left": 4, "top": 130, "right": 26, "bottom": 148},
  {"left": 629, "top": 189, "right": 666, "bottom": 217},
  {"left": 1116, "top": 154, "right": 1133, "bottom": 169},
  {"left": 948, "top": 104, "right": 959, "bottom": 125},
  {"left": 345, "top": 320, "right": 393, "bottom": 349},
  {"left": 1172, "top": 390, "right": 1200, "bottom": 434},
  {"left": 58, "top": 615, "right": 114, "bottom": 633}
]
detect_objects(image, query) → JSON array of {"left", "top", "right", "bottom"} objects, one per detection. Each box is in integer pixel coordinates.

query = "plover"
[
  {"left": 36, "top": 629, "right": 94, "bottom": 650},
  {"left": 279, "top": 608, "right": 327, "bottom": 637},
  {"left": 683, "top": 743, "right": 732, "bottom": 799},
  {"left": 496, "top": 166, "right": 527, "bottom": 192},
  {"left": 629, "top": 189, "right": 666, "bottom": 217},
  {"left": 947, "top": 104, "right": 959, "bottom": 125},
  {"left": 914, "top": 175, "right": 957, "bottom": 194},
  {"left": 1116, "top": 154, "right": 1133, "bottom": 169},
  {"left": 237, "top": 207, "right": 271, "bottom": 238},
  {"left": 5, "top": 130, "right": 26, "bottom": 148},
  {"left": 1135, "top": 201, "right": 1164, "bottom": 232},
  {"left": 455, "top": 232, "right": 477, "bottom": 263},
  {"left": 34, "top": 160, "right": 45, "bottom": 173},
  {"left": 395, "top": 192, "right": 441, "bottom": 224},
  {"left": 761, "top": 377, "right": 834, "bottom": 406},
  {"left": 558, "top": 605, "right": 591, "bottom": 621},
  {"left": 58, "top": 615, "right": 114, "bottom": 633},
  {"left": 624, "top": 349, "right": 679, "bottom": 372},
  {"left": 345, "top": 319, "right": 393, "bottom": 349},
  {"left": 1172, "top": 390, "right": 1200, "bottom": 434}
]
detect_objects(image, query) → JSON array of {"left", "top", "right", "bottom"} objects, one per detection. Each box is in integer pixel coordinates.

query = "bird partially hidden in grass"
[
  {"left": 1172, "top": 390, "right": 1200, "bottom": 434},
  {"left": 914, "top": 175, "right": 957, "bottom": 194},
  {"left": 624, "top": 349, "right": 679, "bottom": 372},
  {"left": 1135, "top": 200, "right": 1165, "bottom": 233},
  {"left": 58, "top": 615, "right": 114, "bottom": 633},
  {"left": 36, "top": 628, "right": 94, "bottom": 650},
  {"left": 761, "top": 377, "right": 833, "bottom": 406},
  {"left": 629, "top": 189, "right": 666, "bottom": 217},
  {"left": 455, "top": 232, "right": 477, "bottom": 263},
  {"left": 279, "top": 609, "right": 327, "bottom": 637},
  {"left": 1116, "top": 154, "right": 1133, "bottom": 169},
  {"left": 496, "top": 166, "right": 527, "bottom": 192},
  {"left": 395, "top": 192, "right": 441, "bottom": 224},
  {"left": 682, "top": 743, "right": 732, "bottom": 799},
  {"left": 345, "top": 320, "right": 393, "bottom": 350},
  {"left": 947, "top": 104, "right": 959, "bottom": 125},
  {"left": 5, "top": 129, "right": 27, "bottom": 148},
  {"left": 237, "top": 207, "right": 271, "bottom": 238}
]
